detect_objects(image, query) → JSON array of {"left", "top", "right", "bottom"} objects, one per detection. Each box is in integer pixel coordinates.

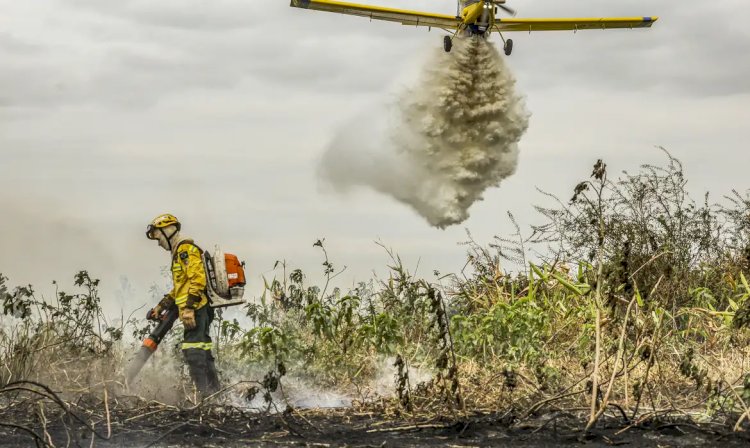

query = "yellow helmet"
[{"left": 146, "top": 213, "right": 181, "bottom": 240}]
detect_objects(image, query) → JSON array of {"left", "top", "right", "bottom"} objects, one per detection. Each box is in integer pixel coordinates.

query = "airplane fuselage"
[{"left": 460, "top": 1, "right": 495, "bottom": 36}]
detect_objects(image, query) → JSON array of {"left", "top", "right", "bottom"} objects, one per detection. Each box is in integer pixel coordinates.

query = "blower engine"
[{"left": 202, "top": 245, "right": 246, "bottom": 308}]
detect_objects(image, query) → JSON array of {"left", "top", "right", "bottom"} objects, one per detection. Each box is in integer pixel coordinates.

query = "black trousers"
[{"left": 182, "top": 306, "right": 220, "bottom": 396}]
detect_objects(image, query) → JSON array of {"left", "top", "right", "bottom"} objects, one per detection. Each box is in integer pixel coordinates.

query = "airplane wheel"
[
  {"left": 443, "top": 35, "right": 453, "bottom": 53},
  {"left": 504, "top": 38, "right": 513, "bottom": 56}
]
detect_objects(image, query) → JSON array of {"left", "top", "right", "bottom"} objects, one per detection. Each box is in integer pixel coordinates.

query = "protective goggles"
[{"left": 146, "top": 224, "right": 159, "bottom": 240}]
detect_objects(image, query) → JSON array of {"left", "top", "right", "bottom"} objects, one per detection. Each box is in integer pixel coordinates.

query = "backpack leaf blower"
[
  {"left": 125, "top": 245, "right": 246, "bottom": 384},
  {"left": 125, "top": 305, "right": 179, "bottom": 385}
]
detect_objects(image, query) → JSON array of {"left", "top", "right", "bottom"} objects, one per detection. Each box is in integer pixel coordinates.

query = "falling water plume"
[{"left": 319, "top": 37, "right": 530, "bottom": 228}]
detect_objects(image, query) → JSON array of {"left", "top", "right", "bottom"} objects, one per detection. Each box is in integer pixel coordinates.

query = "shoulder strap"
[{"left": 172, "top": 241, "right": 204, "bottom": 262}]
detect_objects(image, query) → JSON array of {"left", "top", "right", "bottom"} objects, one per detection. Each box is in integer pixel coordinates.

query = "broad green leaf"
[
  {"left": 530, "top": 263, "right": 545, "bottom": 281},
  {"left": 728, "top": 298, "right": 738, "bottom": 312},
  {"left": 635, "top": 289, "right": 644, "bottom": 308},
  {"left": 551, "top": 272, "right": 583, "bottom": 296},
  {"left": 741, "top": 272, "right": 750, "bottom": 295}
]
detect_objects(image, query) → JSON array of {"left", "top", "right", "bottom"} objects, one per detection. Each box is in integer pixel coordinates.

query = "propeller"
[
  {"left": 456, "top": 1, "right": 517, "bottom": 18},
  {"left": 491, "top": 0, "right": 517, "bottom": 17}
]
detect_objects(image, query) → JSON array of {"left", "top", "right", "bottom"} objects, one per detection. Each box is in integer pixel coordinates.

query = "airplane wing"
[
  {"left": 290, "top": 0, "right": 461, "bottom": 30},
  {"left": 495, "top": 17, "right": 658, "bottom": 32}
]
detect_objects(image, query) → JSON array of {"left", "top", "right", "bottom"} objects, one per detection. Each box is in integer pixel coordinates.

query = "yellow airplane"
[{"left": 290, "top": 0, "right": 658, "bottom": 55}]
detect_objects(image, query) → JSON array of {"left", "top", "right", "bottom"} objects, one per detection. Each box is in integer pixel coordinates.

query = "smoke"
[
  {"left": 370, "top": 356, "right": 432, "bottom": 397},
  {"left": 0, "top": 196, "right": 114, "bottom": 283},
  {"left": 125, "top": 347, "right": 186, "bottom": 405},
  {"left": 319, "top": 37, "right": 530, "bottom": 228},
  {"left": 200, "top": 356, "right": 432, "bottom": 411}
]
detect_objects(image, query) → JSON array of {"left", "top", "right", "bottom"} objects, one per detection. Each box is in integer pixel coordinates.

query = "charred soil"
[{"left": 3, "top": 402, "right": 750, "bottom": 448}]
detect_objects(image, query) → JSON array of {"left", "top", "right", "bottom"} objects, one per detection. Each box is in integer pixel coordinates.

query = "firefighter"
[{"left": 146, "top": 213, "right": 220, "bottom": 397}]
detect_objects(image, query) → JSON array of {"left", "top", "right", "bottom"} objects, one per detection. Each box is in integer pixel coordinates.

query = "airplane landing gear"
[
  {"left": 443, "top": 35, "right": 453, "bottom": 53},
  {"left": 504, "top": 38, "right": 513, "bottom": 56}
]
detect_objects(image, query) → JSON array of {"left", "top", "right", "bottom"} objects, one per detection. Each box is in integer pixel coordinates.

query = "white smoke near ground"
[
  {"left": 319, "top": 38, "right": 530, "bottom": 228},
  {"left": 200, "top": 356, "right": 432, "bottom": 411},
  {"left": 125, "top": 347, "right": 187, "bottom": 405},
  {"left": 370, "top": 356, "right": 432, "bottom": 397}
]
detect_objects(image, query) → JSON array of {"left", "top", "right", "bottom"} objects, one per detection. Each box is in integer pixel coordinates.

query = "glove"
[
  {"left": 186, "top": 294, "right": 202, "bottom": 309},
  {"left": 148, "top": 295, "right": 173, "bottom": 321},
  {"left": 180, "top": 307, "right": 196, "bottom": 330},
  {"left": 147, "top": 306, "right": 159, "bottom": 321}
]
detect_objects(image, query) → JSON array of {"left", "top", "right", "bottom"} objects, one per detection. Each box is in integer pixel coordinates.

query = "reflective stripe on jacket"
[
  {"left": 182, "top": 341, "right": 214, "bottom": 350},
  {"left": 167, "top": 238, "right": 208, "bottom": 310}
]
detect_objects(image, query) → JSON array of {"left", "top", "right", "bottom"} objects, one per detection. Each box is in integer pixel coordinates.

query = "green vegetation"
[{"left": 2, "top": 151, "right": 750, "bottom": 434}]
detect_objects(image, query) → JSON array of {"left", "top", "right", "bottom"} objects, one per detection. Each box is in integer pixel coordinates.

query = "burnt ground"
[{"left": 3, "top": 406, "right": 750, "bottom": 448}]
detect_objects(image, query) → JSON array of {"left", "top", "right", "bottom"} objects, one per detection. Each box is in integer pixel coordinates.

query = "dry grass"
[{"left": 1, "top": 155, "right": 750, "bottom": 445}]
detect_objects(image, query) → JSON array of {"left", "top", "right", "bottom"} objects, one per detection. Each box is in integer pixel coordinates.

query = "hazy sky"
[{"left": 1, "top": 0, "right": 748, "bottom": 315}]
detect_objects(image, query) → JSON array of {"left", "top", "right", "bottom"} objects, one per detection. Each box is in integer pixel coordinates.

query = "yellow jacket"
[{"left": 167, "top": 238, "right": 208, "bottom": 310}]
